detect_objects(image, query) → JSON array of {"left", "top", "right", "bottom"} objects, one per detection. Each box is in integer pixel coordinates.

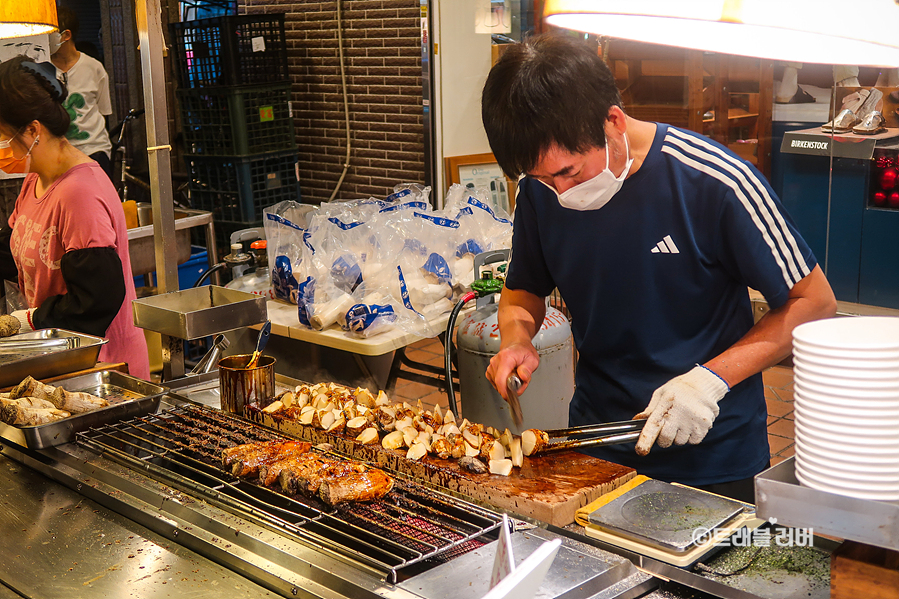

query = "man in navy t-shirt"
[{"left": 480, "top": 34, "right": 837, "bottom": 503}]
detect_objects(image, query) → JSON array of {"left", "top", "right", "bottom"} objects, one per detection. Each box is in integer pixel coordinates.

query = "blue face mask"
[{"left": 556, "top": 133, "right": 633, "bottom": 211}]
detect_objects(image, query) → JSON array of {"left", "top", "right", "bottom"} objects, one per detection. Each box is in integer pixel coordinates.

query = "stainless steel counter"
[{"left": 0, "top": 453, "right": 278, "bottom": 598}]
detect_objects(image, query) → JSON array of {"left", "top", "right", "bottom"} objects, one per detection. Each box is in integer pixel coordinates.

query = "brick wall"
[{"left": 242, "top": 0, "right": 426, "bottom": 203}]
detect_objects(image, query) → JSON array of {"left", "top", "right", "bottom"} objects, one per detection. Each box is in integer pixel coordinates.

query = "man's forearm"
[
  {"left": 497, "top": 288, "right": 547, "bottom": 350},
  {"left": 706, "top": 266, "right": 836, "bottom": 388}
]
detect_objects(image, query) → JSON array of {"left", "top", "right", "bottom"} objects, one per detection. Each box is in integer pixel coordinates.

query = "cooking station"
[{"left": 0, "top": 379, "right": 654, "bottom": 599}]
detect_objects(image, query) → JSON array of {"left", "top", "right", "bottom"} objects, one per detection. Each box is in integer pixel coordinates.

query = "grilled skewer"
[{"left": 522, "top": 419, "right": 645, "bottom": 455}]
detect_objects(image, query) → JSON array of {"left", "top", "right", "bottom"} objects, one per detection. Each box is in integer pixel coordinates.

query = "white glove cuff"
[
  {"left": 11, "top": 309, "right": 36, "bottom": 333},
  {"left": 691, "top": 364, "right": 729, "bottom": 401}
]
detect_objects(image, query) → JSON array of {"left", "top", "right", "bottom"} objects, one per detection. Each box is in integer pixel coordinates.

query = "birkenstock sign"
[{"left": 781, "top": 128, "right": 880, "bottom": 160}]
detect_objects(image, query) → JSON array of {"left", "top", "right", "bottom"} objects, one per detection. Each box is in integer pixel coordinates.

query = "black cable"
[
  {"left": 444, "top": 291, "right": 477, "bottom": 416},
  {"left": 193, "top": 262, "right": 227, "bottom": 288}
]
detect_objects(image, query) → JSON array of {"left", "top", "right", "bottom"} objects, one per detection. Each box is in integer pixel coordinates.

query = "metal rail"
[{"left": 77, "top": 404, "right": 503, "bottom": 584}]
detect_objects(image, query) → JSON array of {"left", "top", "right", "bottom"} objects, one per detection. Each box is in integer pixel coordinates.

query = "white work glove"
[
  {"left": 634, "top": 365, "right": 729, "bottom": 456},
  {"left": 11, "top": 309, "right": 36, "bottom": 333}
]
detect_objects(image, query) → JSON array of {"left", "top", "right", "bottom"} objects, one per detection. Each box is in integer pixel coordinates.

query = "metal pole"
[
  {"left": 135, "top": 0, "right": 178, "bottom": 294},
  {"left": 136, "top": 0, "right": 183, "bottom": 379}
]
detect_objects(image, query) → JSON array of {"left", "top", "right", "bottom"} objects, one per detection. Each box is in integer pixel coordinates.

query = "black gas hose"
[{"left": 444, "top": 291, "right": 477, "bottom": 416}]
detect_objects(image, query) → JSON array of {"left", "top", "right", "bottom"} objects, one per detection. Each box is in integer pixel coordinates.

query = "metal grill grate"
[{"left": 76, "top": 403, "right": 503, "bottom": 583}]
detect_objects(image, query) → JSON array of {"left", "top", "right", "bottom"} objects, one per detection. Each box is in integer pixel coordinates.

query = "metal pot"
[{"left": 218, "top": 354, "right": 276, "bottom": 414}]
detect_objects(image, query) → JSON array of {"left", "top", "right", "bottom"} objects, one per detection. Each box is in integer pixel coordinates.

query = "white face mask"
[
  {"left": 49, "top": 32, "right": 63, "bottom": 54},
  {"left": 556, "top": 133, "right": 634, "bottom": 211}
]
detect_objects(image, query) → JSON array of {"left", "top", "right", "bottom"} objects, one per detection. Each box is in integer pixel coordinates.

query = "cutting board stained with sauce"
[{"left": 248, "top": 410, "right": 636, "bottom": 526}]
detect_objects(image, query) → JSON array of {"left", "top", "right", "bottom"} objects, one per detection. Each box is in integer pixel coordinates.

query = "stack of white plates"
[{"left": 791, "top": 316, "right": 899, "bottom": 501}]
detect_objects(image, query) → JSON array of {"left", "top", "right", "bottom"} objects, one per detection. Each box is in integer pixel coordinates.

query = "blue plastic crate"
[{"left": 133, "top": 246, "right": 211, "bottom": 290}]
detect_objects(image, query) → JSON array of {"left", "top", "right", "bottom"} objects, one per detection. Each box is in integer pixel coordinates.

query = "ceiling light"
[
  {"left": 543, "top": 0, "right": 899, "bottom": 67},
  {"left": 0, "top": 1, "right": 58, "bottom": 40}
]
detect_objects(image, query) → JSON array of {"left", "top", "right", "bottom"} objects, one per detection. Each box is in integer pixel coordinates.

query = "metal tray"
[
  {"left": 0, "top": 329, "right": 108, "bottom": 388},
  {"left": 131, "top": 286, "right": 267, "bottom": 340},
  {"left": 587, "top": 479, "right": 746, "bottom": 553},
  {"left": 0, "top": 370, "right": 167, "bottom": 449}
]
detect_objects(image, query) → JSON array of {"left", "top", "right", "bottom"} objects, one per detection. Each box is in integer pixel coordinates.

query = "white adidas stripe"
[
  {"left": 662, "top": 234, "right": 679, "bottom": 253},
  {"left": 666, "top": 129, "right": 807, "bottom": 279},
  {"left": 665, "top": 128, "right": 809, "bottom": 284},
  {"left": 662, "top": 130, "right": 809, "bottom": 286}
]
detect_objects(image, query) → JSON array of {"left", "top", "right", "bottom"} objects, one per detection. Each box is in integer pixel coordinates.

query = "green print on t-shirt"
[{"left": 64, "top": 93, "right": 90, "bottom": 141}]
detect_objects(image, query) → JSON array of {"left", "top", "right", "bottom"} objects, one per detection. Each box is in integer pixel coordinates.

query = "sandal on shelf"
[
  {"left": 822, "top": 108, "right": 860, "bottom": 134},
  {"left": 776, "top": 86, "right": 816, "bottom": 104},
  {"left": 855, "top": 88, "right": 884, "bottom": 117},
  {"left": 853, "top": 111, "right": 886, "bottom": 135}
]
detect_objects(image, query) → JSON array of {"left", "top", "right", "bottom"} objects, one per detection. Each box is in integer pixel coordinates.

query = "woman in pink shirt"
[{"left": 0, "top": 56, "right": 149, "bottom": 380}]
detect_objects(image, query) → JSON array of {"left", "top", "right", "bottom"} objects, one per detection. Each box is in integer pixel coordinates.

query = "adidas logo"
[{"left": 651, "top": 235, "right": 679, "bottom": 254}]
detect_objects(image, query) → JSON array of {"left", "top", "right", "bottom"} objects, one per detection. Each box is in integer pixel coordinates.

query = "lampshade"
[
  {"left": 0, "top": 1, "right": 57, "bottom": 39},
  {"left": 544, "top": 0, "right": 899, "bottom": 67}
]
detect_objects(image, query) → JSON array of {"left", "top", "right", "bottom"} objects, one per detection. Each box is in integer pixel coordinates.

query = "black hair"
[
  {"left": 0, "top": 56, "right": 71, "bottom": 137},
  {"left": 481, "top": 33, "right": 622, "bottom": 179},
  {"left": 56, "top": 6, "right": 80, "bottom": 41}
]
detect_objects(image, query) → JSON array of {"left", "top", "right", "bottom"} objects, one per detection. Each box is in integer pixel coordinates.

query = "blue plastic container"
[{"left": 133, "top": 246, "right": 210, "bottom": 290}]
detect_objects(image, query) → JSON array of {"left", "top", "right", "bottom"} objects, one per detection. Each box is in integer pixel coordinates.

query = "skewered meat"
[
  {"left": 9, "top": 376, "right": 56, "bottom": 401},
  {"left": 279, "top": 453, "right": 361, "bottom": 495},
  {"left": 0, "top": 402, "right": 70, "bottom": 425},
  {"left": 318, "top": 467, "right": 394, "bottom": 505},
  {"left": 49, "top": 387, "right": 108, "bottom": 413}
]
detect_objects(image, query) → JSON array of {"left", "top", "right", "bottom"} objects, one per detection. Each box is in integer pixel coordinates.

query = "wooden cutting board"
[{"left": 247, "top": 411, "right": 636, "bottom": 526}]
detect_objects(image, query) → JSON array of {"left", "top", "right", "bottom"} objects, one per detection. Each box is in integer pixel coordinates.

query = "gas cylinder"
[
  {"left": 455, "top": 299, "right": 574, "bottom": 434},
  {"left": 225, "top": 240, "right": 276, "bottom": 298}
]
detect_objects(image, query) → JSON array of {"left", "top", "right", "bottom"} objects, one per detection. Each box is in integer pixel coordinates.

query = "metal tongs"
[
  {"left": 538, "top": 419, "right": 646, "bottom": 453},
  {"left": 0, "top": 336, "right": 80, "bottom": 353}
]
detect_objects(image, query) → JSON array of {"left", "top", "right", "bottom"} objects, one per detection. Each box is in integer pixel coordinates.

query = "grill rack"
[{"left": 76, "top": 403, "right": 503, "bottom": 583}]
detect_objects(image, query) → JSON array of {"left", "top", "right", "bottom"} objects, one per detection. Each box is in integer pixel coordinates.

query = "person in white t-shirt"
[{"left": 50, "top": 7, "right": 113, "bottom": 180}]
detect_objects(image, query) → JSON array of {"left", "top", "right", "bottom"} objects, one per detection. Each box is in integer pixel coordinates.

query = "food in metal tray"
[
  {"left": 253, "top": 382, "right": 527, "bottom": 476},
  {"left": 0, "top": 397, "right": 70, "bottom": 425},
  {"left": 10, "top": 375, "right": 56, "bottom": 401},
  {"left": 224, "top": 440, "right": 394, "bottom": 506},
  {"left": 0, "top": 314, "right": 20, "bottom": 338},
  {"left": 0, "top": 375, "right": 110, "bottom": 427},
  {"left": 49, "top": 386, "right": 109, "bottom": 413}
]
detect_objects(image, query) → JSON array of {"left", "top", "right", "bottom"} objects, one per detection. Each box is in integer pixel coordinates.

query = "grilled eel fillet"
[
  {"left": 222, "top": 441, "right": 393, "bottom": 505},
  {"left": 222, "top": 440, "right": 311, "bottom": 478}
]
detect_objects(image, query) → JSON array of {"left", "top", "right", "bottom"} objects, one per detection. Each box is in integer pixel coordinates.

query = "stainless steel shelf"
[{"left": 755, "top": 457, "right": 899, "bottom": 551}]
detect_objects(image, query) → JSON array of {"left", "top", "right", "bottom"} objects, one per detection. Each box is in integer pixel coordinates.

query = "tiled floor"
[{"left": 394, "top": 337, "right": 797, "bottom": 464}]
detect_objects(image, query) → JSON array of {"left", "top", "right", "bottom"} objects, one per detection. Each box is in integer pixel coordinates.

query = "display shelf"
[{"left": 755, "top": 457, "right": 899, "bottom": 552}]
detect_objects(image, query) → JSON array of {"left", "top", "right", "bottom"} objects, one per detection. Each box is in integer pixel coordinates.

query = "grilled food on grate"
[
  {"left": 224, "top": 440, "right": 394, "bottom": 506},
  {"left": 222, "top": 440, "right": 311, "bottom": 478},
  {"left": 253, "top": 382, "right": 532, "bottom": 476}
]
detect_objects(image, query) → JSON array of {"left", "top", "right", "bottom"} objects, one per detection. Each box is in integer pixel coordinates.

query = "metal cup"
[{"left": 218, "top": 354, "right": 276, "bottom": 414}]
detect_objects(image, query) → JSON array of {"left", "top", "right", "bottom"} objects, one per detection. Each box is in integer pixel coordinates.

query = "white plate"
[
  {"left": 793, "top": 394, "right": 899, "bottom": 417},
  {"left": 793, "top": 358, "right": 899, "bottom": 384},
  {"left": 796, "top": 466, "right": 899, "bottom": 501},
  {"left": 796, "top": 437, "right": 899, "bottom": 465},
  {"left": 794, "top": 423, "right": 899, "bottom": 451},
  {"left": 793, "top": 373, "right": 899, "bottom": 401},
  {"left": 795, "top": 428, "right": 899, "bottom": 456},
  {"left": 794, "top": 414, "right": 899, "bottom": 438},
  {"left": 793, "top": 403, "right": 899, "bottom": 428},
  {"left": 796, "top": 448, "right": 899, "bottom": 477},
  {"left": 796, "top": 460, "right": 899, "bottom": 490},
  {"left": 793, "top": 316, "right": 899, "bottom": 351},
  {"left": 793, "top": 337, "right": 899, "bottom": 360},
  {"left": 792, "top": 351, "right": 899, "bottom": 372}
]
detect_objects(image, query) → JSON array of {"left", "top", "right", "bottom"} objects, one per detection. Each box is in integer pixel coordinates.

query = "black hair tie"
[{"left": 21, "top": 60, "right": 68, "bottom": 103}]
